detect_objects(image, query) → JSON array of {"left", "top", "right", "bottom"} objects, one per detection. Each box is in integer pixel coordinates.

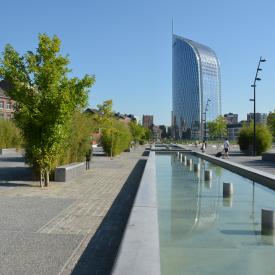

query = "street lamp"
[
  {"left": 202, "top": 98, "right": 211, "bottom": 141},
  {"left": 251, "top": 56, "right": 266, "bottom": 156}
]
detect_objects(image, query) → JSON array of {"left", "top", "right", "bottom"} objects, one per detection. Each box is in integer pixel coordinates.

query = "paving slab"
[{"left": 0, "top": 146, "right": 147, "bottom": 275}]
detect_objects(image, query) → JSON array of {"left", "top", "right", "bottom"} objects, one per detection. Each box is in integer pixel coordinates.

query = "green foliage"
[
  {"left": 59, "top": 111, "right": 92, "bottom": 164},
  {"left": 208, "top": 116, "right": 227, "bottom": 139},
  {"left": 267, "top": 111, "right": 275, "bottom": 142},
  {"left": 0, "top": 34, "right": 95, "bottom": 185},
  {"left": 238, "top": 123, "right": 272, "bottom": 155},
  {"left": 101, "top": 119, "right": 132, "bottom": 156},
  {"left": 0, "top": 119, "right": 23, "bottom": 148},
  {"left": 128, "top": 121, "right": 146, "bottom": 144}
]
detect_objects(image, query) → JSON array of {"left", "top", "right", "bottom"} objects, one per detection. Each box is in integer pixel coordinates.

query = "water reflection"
[{"left": 157, "top": 153, "right": 275, "bottom": 275}]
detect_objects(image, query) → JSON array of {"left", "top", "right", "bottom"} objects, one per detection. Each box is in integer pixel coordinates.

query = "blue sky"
[{"left": 0, "top": 0, "right": 275, "bottom": 125}]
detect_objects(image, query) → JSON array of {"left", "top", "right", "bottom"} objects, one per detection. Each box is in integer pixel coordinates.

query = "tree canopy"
[{"left": 0, "top": 34, "right": 95, "bottom": 186}]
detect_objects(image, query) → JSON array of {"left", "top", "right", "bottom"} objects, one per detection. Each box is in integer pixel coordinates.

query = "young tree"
[
  {"left": 267, "top": 111, "right": 275, "bottom": 141},
  {"left": 0, "top": 34, "right": 95, "bottom": 187},
  {"left": 207, "top": 116, "right": 227, "bottom": 140}
]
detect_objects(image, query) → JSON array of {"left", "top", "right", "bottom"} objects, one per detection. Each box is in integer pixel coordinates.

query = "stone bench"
[
  {"left": 262, "top": 153, "right": 275, "bottom": 162},
  {"left": 54, "top": 162, "right": 85, "bottom": 182},
  {"left": 0, "top": 148, "right": 18, "bottom": 155}
]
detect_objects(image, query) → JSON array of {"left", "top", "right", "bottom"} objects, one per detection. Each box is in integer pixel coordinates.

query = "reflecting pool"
[{"left": 156, "top": 153, "right": 275, "bottom": 275}]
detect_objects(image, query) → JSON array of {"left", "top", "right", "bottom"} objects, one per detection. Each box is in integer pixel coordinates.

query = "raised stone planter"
[
  {"left": 0, "top": 148, "right": 18, "bottom": 155},
  {"left": 55, "top": 162, "right": 85, "bottom": 182},
  {"left": 262, "top": 153, "right": 275, "bottom": 162}
]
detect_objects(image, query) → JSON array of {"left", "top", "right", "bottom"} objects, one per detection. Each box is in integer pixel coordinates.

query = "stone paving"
[{"left": 0, "top": 147, "right": 148, "bottom": 275}]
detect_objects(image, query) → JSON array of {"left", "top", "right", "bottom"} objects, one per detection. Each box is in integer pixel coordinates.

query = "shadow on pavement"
[
  {"left": 0, "top": 167, "right": 34, "bottom": 182},
  {"left": 71, "top": 159, "right": 147, "bottom": 275},
  {"left": 0, "top": 156, "right": 25, "bottom": 162}
]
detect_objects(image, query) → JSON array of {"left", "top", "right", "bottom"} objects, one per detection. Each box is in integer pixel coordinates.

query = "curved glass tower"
[{"left": 172, "top": 34, "right": 221, "bottom": 139}]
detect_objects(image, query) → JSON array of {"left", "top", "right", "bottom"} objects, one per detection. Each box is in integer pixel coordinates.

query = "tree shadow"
[
  {"left": 0, "top": 167, "right": 34, "bottom": 182},
  {"left": 71, "top": 159, "right": 147, "bottom": 275},
  {"left": 0, "top": 156, "right": 25, "bottom": 162}
]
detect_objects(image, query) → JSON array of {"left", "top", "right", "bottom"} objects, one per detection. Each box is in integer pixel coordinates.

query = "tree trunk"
[
  {"left": 40, "top": 169, "right": 44, "bottom": 188},
  {"left": 45, "top": 170, "right": 50, "bottom": 187}
]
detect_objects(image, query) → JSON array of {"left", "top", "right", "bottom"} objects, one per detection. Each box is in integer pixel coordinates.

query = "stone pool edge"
[
  {"left": 111, "top": 151, "right": 161, "bottom": 275},
  {"left": 192, "top": 151, "right": 275, "bottom": 191}
]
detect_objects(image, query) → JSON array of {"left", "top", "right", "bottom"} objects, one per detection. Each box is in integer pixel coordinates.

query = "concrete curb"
[
  {"left": 112, "top": 151, "right": 160, "bottom": 275},
  {"left": 193, "top": 151, "right": 275, "bottom": 191}
]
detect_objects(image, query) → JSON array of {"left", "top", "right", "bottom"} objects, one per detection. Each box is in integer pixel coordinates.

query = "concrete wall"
[
  {"left": 54, "top": 162, "right": 85, "bottom": 182},
  {"left": 112, "top": 152, "right": 160, "bottom": 275}
]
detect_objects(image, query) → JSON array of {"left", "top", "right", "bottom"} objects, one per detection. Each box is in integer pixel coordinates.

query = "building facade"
[
  {"left": 172, "top": 35, "right": 221, "bottom": 139},
  {"left": 142, "top": 115, "right": 153, "bottom": 129},
  {"left": 224, "top": 113, "right": 238, "bottom": 125},
  {"left": 247, "top": 113, "right": 267, "bottom": 125},
  {"left": 0, "top": 81, "right": 15, "bottom": 119}
]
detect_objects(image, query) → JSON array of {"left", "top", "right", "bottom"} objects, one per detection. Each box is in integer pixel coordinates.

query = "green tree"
[
  {"left": 128, "top": 121, "right": 145, "bottom": 144},
  {"left": 0, "top": 34, "right": 95, "bottom": 187},
  {"left": 207, "top": 116, "right": 227, "bottom": 139},
  {"left": 101, "top": 118, "right": 132, "bottom": 156},
  {"left": 267, "top": 111, "right": 275, "bottom": 142},
  {"left": 238, "top": 123, "right": 272, "bottom": 155}
]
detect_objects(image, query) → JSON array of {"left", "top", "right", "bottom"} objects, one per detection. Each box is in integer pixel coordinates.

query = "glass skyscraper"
[{"left": 172, "top": 34, "right": 221, "bottom": 140}]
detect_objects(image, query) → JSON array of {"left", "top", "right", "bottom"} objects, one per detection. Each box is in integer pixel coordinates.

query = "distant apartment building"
[
  {"left": 142, "top": 115, "right": 153, "bottom": 129},
  {"left": 247, "top": 113, "right": 267, "bottom": 124},
  {"left": 224, "top": 113, "right": 238, "bottom": 124},
  {"left": 0, "top": 80, "right": 15, "bottom": 119}
]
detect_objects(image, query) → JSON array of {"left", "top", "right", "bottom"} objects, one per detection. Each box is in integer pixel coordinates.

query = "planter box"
[{"left": 55, "top": 162, "right": 85, "bottom": 182}]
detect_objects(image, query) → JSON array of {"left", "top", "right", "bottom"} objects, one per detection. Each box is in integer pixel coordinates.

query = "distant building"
[
  {"left": 142, "top": 115, "right": 153, "bottom": 129},
  {"left": 224, "top": 113, "right": 238, "bottom": 124},
  {"left": 151, "top": 125, "right": 162, "bottom": 141},
  {"left": 227, "top": 123, "right": 242, "bottom": 141},
  {"left": 172, "top": 34, "right": 221, "bottom": 140},
  {"left": 0, "top": 80, "right": 15, "bottom": 119},
  {"left": 247, "top": 113, "right": 267, "bottom": 124}
]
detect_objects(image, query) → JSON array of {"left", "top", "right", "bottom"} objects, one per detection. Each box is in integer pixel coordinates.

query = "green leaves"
[
  {"left": 207, "top": 115, "right": 227, "bottom": 139},
  {"left": 0, "top": 34, "right": 95, "bottom": 178}
]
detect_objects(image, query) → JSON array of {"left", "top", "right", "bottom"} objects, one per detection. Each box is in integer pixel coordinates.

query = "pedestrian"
[
  {"left": 86, "top": 148, "right": 92, "bottom": 170},
  {"left": 223, "top": 138, "right": 230, "bottom": 159},
  {"left": 201, "top": 140, "right": 206, "bottom": 153}
]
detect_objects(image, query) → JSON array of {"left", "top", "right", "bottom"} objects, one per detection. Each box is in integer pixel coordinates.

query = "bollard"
[
  {"left": 183, "top": 156, "right": 187, "bottom": 165},
  {"left": 180, "top": 153, "right": 183, "bottom": 162},
  {"left": 186, "top": 159, "right": 192, "bottom": 166},
  {"left": 204, "top": 180, "right": 212, "bottom": 189},
  {"left": 223, "top": 182, "right": 233, "bottom": 198},
  {"left": 193, "top": 163, "right": 200, "bottom": 172},
  {"left": 261, "top": 209, "right": 275, "bottom": 235},
  {"left": 223, "top": 197, "right": 233, "bottom": 207},
  {"left": 204, "top": 170, "right": 212, "bottom": 180},
  {"left": 177, "top": 152, "right": 179, "bottom": 158}
]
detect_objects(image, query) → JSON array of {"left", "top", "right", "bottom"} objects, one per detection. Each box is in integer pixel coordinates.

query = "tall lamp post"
[
  {"left": 250, "top": 57, "right": 266, "bottom": 156},
  {"left": 202, "top": 98, "right": 211, "bottom": 140}
]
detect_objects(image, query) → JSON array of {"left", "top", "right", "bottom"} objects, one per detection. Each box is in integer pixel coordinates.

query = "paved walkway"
[
  {"left": 186, "top": 144, "right": 275, "bottom": 176},
  {"left": 0, "top": 147, "right": 148, "bottom": 275}
]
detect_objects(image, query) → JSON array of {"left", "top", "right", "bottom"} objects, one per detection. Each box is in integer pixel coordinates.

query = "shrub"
[
  {"left": 59, "top": 112, "right": 92, "bottom": 165},
  {"left": 238, "top": 123, "right": 272, "bottom": 155},
  {"left": 0, "top": 119, "right": 23, "bottom": 149},
  {"left": 101, "top": 119, "right": 132, "bottom": 156}
]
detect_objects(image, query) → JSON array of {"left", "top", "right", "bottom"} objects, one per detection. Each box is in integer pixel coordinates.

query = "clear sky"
[{"left": 0, "top": 0, "right": 275, "bottom": 125}]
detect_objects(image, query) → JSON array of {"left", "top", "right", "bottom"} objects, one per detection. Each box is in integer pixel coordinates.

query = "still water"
[{"left": 156, "top": 153, "right": 275, "bottom": 275}]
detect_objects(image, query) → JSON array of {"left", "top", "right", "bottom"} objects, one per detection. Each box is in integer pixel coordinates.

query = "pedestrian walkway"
[
  {"left": 0, "top": 146, "right": 148, "bottom": 275},
  {"left": 186, "top": 144, "right": 275, "bottom": 176}
]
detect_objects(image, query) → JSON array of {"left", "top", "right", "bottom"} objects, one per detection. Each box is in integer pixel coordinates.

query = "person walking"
[
  {"left": 223, "top": 138, "right": 230, "bottom": 159},
  {"left": 201, "top": 140, "right": 206, "bottom": 153}
]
